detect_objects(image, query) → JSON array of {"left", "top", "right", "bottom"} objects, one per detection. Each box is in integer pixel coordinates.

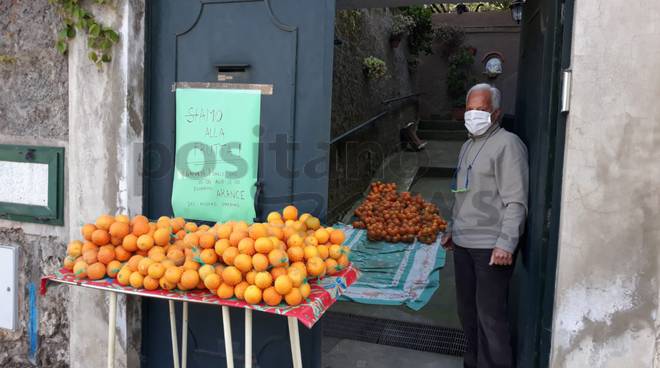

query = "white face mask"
[{"left": 464, "top": 110, "right": 492, "bottom": 136}]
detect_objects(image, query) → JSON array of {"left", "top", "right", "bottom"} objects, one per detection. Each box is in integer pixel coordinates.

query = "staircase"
[{"left": 417, "top": 119, "right": 467, "bottom": 141}]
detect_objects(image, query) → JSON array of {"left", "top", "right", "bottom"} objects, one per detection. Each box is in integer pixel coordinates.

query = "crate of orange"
[{"left": 42, "top": 206, "right": 359, "bottom": 368}]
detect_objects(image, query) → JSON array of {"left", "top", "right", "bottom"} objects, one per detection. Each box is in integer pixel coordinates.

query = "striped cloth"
[{"left": 336, "top": 224, "right": 446, "bottom": 310}]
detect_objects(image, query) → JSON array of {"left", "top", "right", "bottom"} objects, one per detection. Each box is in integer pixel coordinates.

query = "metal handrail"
[{"left": 330, "top": 92, "right": 420, "bottom": 144}]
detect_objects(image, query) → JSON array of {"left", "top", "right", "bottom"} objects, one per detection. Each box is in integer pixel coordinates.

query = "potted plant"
[
  {"left": 447, "top": 47, "right": 476, "bottom": 120},
  {"left": 434, "top": 23, "right": 466, "bottom": 56},
  {"left": 363, "top": 56, "right": 388, "bottom": 80},
  {"left": 390, "top": 14, "right": 414, "bottom": 48}
]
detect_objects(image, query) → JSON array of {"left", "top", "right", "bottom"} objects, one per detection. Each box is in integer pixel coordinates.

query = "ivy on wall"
[{"left": 49, "top": 0, "right": 120, "bottom": 66}]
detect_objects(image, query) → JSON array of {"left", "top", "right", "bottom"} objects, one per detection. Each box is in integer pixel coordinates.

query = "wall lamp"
[{"left": 510, "top": 0, "right": 526, "bottom": 24}]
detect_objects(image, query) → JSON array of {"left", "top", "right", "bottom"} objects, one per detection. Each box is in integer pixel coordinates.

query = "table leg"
[
  {"left": 287, "top": 317, "right": 302, "bottom": 368},
  {"left": 107, "top": 292, "right": 117, "bottom": 368},
  {"left": 222, "top": 306, "right": 235, "bottom": 368},
  {"left": 245, "top": 309, "right": 252, "bottom": 368},
  {"left": 181, "top": 302, "right": 189, "bottom": 368},
  {"left": 168, "top": 300, "right": 180, "bottom": 368}
]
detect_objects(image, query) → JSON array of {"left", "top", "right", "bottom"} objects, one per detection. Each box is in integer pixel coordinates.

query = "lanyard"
[{"left": 451, "top": 129, "right": 497, "bottom": 193}]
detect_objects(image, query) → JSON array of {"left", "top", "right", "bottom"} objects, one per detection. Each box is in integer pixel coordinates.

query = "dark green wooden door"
[
  {"left": 143, "top": 1, "right": 335, "bottom": 367},
  {"left": 510, "top": 0, "right": 574, "bottom": 367}
]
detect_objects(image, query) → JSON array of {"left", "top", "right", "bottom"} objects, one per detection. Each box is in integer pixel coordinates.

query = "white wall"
[{"left": 551, "top": 1, "right": 660, "bottom": 367}]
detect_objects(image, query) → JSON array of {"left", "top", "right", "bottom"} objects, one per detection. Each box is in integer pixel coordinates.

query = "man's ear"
[{"left": 492, "top": 109, "right": 502, "bottom": 123}]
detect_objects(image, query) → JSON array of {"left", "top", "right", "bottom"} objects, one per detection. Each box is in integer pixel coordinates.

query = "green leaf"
[
  {"left": 100, "top": 39, "right": 111, "bottom": 50},
  {"left": 105, "top": 30, "right": 119, "bottom": 43},
  {"left": 56, "top": 40, "right": 68, "bottom": 54},
  {"left": 89, "top": 23, "right": 100, "bottom": 38},
  {"left": 67, "top": 26, "right": 76, "bottom": 38},
  {"left": 88, "top": 51, "right": 98, "bottom": 62},
  {"left": 101, "top": 54, "right": 111, "bottom": 63},
  {"left": 58, "top": 29, "right": 68, "bottom": 39}
]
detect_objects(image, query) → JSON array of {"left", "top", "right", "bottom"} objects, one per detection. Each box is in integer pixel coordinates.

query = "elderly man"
[{"left": 442, "top": 83, "right": 529, "bottom": 368}]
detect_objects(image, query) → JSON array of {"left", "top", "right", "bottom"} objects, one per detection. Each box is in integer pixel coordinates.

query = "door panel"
[{"left": 143, "top": 1, "right": 335, "bottom": 367}]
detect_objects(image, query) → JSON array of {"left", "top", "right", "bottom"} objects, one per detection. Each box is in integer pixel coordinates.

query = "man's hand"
[
  {"left": 441, "top": 234, "right": 454, "bottom": 251},
  {"left": 489, "top": 247, "right": 513, "bottom": 266}
]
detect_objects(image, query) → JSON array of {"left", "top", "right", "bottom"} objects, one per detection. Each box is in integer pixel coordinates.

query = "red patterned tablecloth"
[{"left": 41, "top": 265, "right": 359, "bottom": 328}]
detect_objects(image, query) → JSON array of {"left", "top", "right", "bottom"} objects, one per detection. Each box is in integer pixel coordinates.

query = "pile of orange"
[{"left": 62, "top": 205, "right": 351, "bottom": 306}]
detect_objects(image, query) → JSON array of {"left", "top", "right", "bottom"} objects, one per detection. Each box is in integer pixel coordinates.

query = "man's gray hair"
[{"left": 466, "top": 83, "right": 501, "bottom": 110}]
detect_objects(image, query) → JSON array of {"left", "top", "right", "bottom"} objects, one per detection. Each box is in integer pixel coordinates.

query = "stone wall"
[
  {"left": 550, "top": 1, "right": 660, "bottom": 366},
  {"left": 0, "top": 1, "right": 70, "bottom": 367},
  {"left": 328, "top": 8, "right": 417, "bottom": 221}
]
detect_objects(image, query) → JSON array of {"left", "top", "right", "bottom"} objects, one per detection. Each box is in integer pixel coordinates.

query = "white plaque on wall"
[{"left": 0, "top": 161, "right": 49, "bottom": 206}]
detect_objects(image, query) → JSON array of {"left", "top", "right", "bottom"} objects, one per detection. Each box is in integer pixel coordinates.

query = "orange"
[
  {"left": 329, "top": 244, "right": 342, "bottom": 259},
  {"left": 167, "top": 248, "right": 185, "bottom": 266},
  {"left": 263, "top": 286, "right": 282, "bottom": 306},
  {"left": 180, "top": 269, "right": 200, "bottom": 290},
  {"left": 234, "top": 254, "right": 253, "bottom": 273},
  {"left": 204, "top": 273, "right": 221, "bottom": 290},
  {"left": 170, "top": 217, "right": 184, "bottom": 233},
  {"left": 234, "top": 281, "right": 249, "bottom": 300},
  {"left": 251, "top": 253, "right": 269, "bottom": 272},
  {"left": 244, "top": 285, "right": 262, "bottom": 304},
  {"left": 81, "top": 241, "right": 98, "bottom": 253},
  {"left": 292, "top": 221, "right": 306, "bottom": 233},
  {"left": 270, "top": 218, "right": 284, "bottom": 226},
  {"left": 287, "top": 267, "right": 304, "bottom": 287},
  {"left": 222, "top": 247, "right": 239, "bottom": 266},
  {"left": 95, "top": 214, "right": 115, "bottom": 231},
  {"left": 287, "top": 246, "right": 304, "bottom": 263},
  {"left": 287, "top": 233, "right": 304, "bottom": 248},
  {"left": 115, "top": 214, "right": 130, "bottom": 224},
  {"left": 63, "top": 256, "right": 77, "bottom": 270},
  {"left": 284, "top": 288, "right": 303, "bottom": 306},
  {"left": 215, "top": 238, "right": 231, "bottom": 257},
  {"left": 153, "top": 228, "right": 170, "bottom": 246},
  {"left": 216, "top": 223, "right": 232, "bottom": 239},
  {"left": 338, "top": 254, "right": 350, "bottom": 268},
  {"left": 216, "top": 283, "right": 234, "bottom": 299},
  {"left": 303, "top": 245, "right": 319, "bottom": 261},
  {"left": 138, "top": 257, "right": 155, "bottom": 276},
  {"left": 299, "top": 213, "right": 311, "bottom": 224},
  {"left": 248, "top": 223, "right": 268, "bottom": 240},
  {"left": 215, "top": 264, "right": 226, "bottom": 277},
  {"left": 82, "top": 249, "right": 98, "bottom": 264},
  {"left": 282, "top": 226, "right": 297, "bottom": 240},
  {"left": 143, "top": 276, "right": 159, "bottom": 290},
  {"left": 266, "top": 211, "right": 282, "bottom": 223},
  {"left": 198, "top": 264, "right": 215, "bottom": 281},
  {"left": 199, "top": 232, "right": 216, "bottom": 249},
  {"left": 159, "top": 277, "right": 176, "bottom": 290},
  {"left": 300, "top": 282, "right": 311, "bottom": 299},
  {"left": 325, "top": 258, "right": 339, "bottom": 275},
  {"left": 245, "top": 270, "right": 256, "bottom": 285},
  {"left": 148, "top": 249, "right": 166, "bottom": 262},
  {"left": 183, "top": 233, "right": 200, "bottom": 248},
  {"left": 127, "top": 255, "right": 144, "bottom": 272},
  {"left": 304, "top": 236, "right": 318, "bottom": 247},
  {"left": 106, "top": 260, "right": 121, "bottom": 277},
  {"left": 254, "top": 271, "right": 273, "bottom": 289},
  {"left": 222, "top": 266, "right": 242, "bottom": 286},
  {"left": 290, "top": 261, "right": 307, "bottom": 278},
  {"left": 305, "top": 216, "right": 321, "bottom": 230},
  {"left": 314, "top": 229, "right": 330, "bottom": 244},
  {"left": 67, "top": 240, "right": 83, "bottom": 258},
  {"left": 120, "top": 234, "right": 137, "bottom": 252},
  {"left": 270, "top": 266, "right": 288, "bottom": 280},
  {"left": 274, "top": 275, "right": 293, "bottom": 295},
  {"left": 81, "top": 224, "right": 96, "bottom": 241},
  {"left": 148, "top": 262, "right": 165, "bottom": 279},
  {"left": 110, "top": 236, "right": 122, "bottom": 246},
  {"left": 91, "top": 229, "right": 110, "bottom": 246},
  {"left": 238, "top": 238, "right": 256, "bottom": 256},
  {"left": 129, "top": 271, "right": 144, "bottom": 288},
  {"left": 198, "top": 224, "right": 210, "bottom": 232},
  {"left": 137, "top": 234, "right": 154, "bottom": 251},
  {"left": 97, "top": 246, "right": 116, "bottom": 264},
  {"left": 229, "top": 231, "right": 247, "bottom": 247},
  {"left": 234, "top": 221, "right": 249, "bottom": 233},
  {"left": 132, "top": 221, "right": 150, "bottom": 237},
  {"left": 131, "top": 215, "right": 149, "bottom": 226},
  {"left": 183, "top": 260, "right": 200, "bottom": 271},
  {"left": 317, "top": 245, "right": 329, "bottom": 260},
  {"left": 87, "top": 262, "right": 106, "bottom": 280},
  {"left": 156, "top": 216, "right": 171, "bottom": 229},
  {"left": 268, "top": 249, "right": 288, "bottom": 267},
  {"left": 109, "top": 221, "right": 130, "bottom": 239},
  {"left": 306, "top": 256, "right": 326, "bottom": 277},
  {"left": 274, "top": 238, "right": 287, "bottom": 251},
  {"left": 330, "top": 230, "right": 345, "bottom": 245},
  {"left": 268, "top": 226, "right": 284, "bottom": 241},
  {"left": 282, "top": 205, "right": 298, "bottom": 221},
  {"left": 200, "top": 249, "right": 218, "bottom": 265},
  {"left": 164, "top": 267, "right": 183, "bottom": 284},
  {"left": 254, "top": 237, "right": 274, "bottom": 254},
  {"left": 117, "top": 267, "right": 132, "bottom": 285},
  {"left": 183, "top": 222, "right": 198, "bottom": 233},
  {"left": 113, "top": 246, "right": 130, "bottom": 262}
]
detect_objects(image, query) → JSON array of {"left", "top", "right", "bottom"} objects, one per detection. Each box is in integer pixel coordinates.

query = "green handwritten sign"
[{"left": 172, "top": 88, "right": 261, "bottom": 223}]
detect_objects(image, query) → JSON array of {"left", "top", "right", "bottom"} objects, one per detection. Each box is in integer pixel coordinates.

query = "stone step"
[{"left": 418, "top": 119, "right": 465, "bottom": 131}]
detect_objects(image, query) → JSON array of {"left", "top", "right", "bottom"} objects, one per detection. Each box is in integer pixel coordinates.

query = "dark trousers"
[{"left": 454, "top": 245, "right": 514, "bottom": 368}]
